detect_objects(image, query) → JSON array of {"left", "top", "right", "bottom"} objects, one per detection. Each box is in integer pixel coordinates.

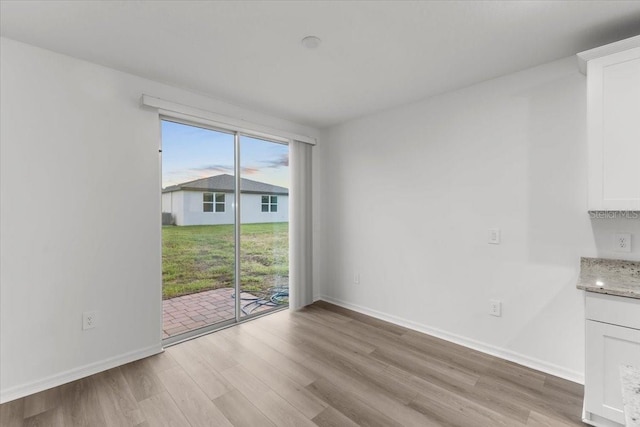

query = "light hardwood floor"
[{"left": 0, "top": 301, "right": 587, "bottom": 426}]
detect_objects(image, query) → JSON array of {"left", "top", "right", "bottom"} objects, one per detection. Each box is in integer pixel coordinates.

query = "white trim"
[
  {"left": 577, "top": 35, "right": 640, "bottom": 75},
  {"left": 318, "top": 295, "right": 585, "bottom": 385},
  {"left": 0, "top": 344, "right": 163, "bottom": 404},
  {"left": 582, "top": 408, "right": 625, "bottom": 427},
  {"left": 141, "top": 95, "right": 316, "bottom": 145}
]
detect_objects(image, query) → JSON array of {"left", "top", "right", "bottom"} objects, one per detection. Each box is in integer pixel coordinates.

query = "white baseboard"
[
  {"left": 0, "top": 344, "right": 163, "bottom": 404},
  {"left": 318, "top": 295, "right": 584, "bottom": 385}
]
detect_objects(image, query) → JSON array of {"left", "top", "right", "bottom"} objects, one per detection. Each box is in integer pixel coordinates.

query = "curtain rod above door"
[{"left": 141, "top": 94, "right": 317, "bottom": 146}]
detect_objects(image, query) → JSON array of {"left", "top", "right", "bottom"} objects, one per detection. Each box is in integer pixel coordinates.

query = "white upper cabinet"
[{"left": 578, "top": 36, "right": 640, "bottom": 211}]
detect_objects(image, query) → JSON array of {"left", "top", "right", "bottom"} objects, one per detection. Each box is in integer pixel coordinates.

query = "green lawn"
[{"left": 162, "top": 223, "right": 289, "bottom": 299}]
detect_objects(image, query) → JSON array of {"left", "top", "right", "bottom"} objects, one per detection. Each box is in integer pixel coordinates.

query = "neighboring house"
[{"left": 162, "top": 174, "right": 288, "bottom": 226}]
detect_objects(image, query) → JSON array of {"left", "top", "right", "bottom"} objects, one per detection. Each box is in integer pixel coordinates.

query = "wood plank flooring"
[{"left": 0, "top": 301, "right": 587, "bottom": 426}]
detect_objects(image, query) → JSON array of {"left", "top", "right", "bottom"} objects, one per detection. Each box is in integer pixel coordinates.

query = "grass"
[{"left": 162, "top": 223, "right": 288, "bottom": 300}]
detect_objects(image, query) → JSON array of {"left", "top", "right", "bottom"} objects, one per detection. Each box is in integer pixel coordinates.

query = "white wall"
[
  {"left": 0, "top": 37, "right": 318, "bottom": 402},
  {"left": 240, "top": 194, "right": 289, "bottom": 225},
  {"left": 166, "top": 191, "right": 289, "bottom": 226},
  {"left": 180, "top": 190, "right": 234, "bottom": 226},
  {"left": 161, "top": 192, "right": 174, "bottom": 218},
  {"left": 315, "top": 56, "right": 640, "bottom": 383}
]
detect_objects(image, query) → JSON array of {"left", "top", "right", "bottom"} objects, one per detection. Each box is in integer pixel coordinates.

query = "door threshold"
[{"left": 162, "top": 305, "right": 288, "bottom": 348}]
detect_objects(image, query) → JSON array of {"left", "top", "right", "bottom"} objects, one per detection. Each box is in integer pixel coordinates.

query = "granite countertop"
[
  {"left": 620, "top": 365, "right": 640, "bottom": 427},
  {"left": 576, "top": 257, "right": 640, "bottom": 299}
]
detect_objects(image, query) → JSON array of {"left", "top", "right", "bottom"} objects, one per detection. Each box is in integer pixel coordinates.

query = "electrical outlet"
[
  {"left": 613, "top": 233, "right": 632, "bottom": 253},
  {"left": 83, "top": 311, "right": 98, "bottom": 330},
  {"left": 488, "top": 228, "right": 501, "bottom": 245},
  {"left": 353, "top": 273, "right": 360, "bottom": 285},
  {"left": 489, "top": 300, "right": 502, "bottom": 317}
]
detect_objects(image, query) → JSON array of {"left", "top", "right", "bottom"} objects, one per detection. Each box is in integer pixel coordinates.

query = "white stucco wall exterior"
[
  {"left": 161, "top": 192, "right": 171, "bottom": 213},
  {"left": 163, "top": 190, "right": 288, "bottom": 225}
]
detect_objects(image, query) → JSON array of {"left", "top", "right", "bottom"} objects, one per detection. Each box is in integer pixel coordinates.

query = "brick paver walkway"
[{"left": 162, "top": 287, "right": 280, "bottom": 339}]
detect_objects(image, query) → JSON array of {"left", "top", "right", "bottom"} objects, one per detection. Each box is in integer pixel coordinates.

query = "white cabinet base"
[
  {"left": 585, "top": 320, "right": 640, "bottom": 425},
  {"left": 583, "top": 293, "right": 640, "bottom": 427}
]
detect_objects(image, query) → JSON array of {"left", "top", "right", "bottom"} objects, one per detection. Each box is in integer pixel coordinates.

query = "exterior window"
[
  {"left": 261, "top": 195, "right": 278, "bottom": 212},
  {"left": 203, "top": 192, "right": 225, "bottom": 212}
]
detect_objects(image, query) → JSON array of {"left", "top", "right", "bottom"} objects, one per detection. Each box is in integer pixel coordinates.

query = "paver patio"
[{"left": 162, "top": 287, "right": 284, "bottom": 339}]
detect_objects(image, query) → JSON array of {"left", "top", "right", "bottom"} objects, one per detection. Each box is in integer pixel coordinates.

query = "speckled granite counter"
[
  {"left": 620, "top": 365, "right": 640, "bottom": 427},
  {"left": 577, "top": 257, "right": 640, "bottom": 299}
]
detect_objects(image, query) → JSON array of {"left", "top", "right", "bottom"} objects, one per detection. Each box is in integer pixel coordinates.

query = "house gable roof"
[{"left": 162, "top": 174, "right": 288, "bottom": 195}]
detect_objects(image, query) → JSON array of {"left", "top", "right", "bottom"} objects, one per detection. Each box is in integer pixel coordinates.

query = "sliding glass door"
[
  {"left": 239, "top": 136, "right": 289, "bottom": 317},
  {"left": 160, "top": 120, "right": 288, "bottom": 342}
]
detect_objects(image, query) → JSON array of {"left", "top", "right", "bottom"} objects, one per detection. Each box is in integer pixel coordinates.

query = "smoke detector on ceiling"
[{"left": 301, "top": 36, "right": 321, "bottom": 49}]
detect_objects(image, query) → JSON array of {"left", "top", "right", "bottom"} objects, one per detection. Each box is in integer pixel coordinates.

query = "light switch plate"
[
  {"left": 488, "top": 228, "right": 501, "bottom": 245},
  {"left": 489, "top": 300, "right": 502, "bottom": 317}
]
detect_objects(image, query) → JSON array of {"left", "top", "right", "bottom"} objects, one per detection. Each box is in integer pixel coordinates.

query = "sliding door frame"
[
  {"left": 234, "top": 132, "right": 242, "bottom": 323},
  {"left": 160, "top": 116, "right": 289, "bottom": 347}
]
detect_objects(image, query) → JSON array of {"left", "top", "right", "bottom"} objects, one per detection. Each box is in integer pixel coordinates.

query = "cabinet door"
[
  {"left": 585, "top": 320, "right": 640, "bottom": 424},
  {"left": 587, "top": 47, "right": 640, "bottom": 211}
]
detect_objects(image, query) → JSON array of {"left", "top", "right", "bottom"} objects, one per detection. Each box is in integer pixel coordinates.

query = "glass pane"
[
  {"left": 215, "top": 193, "right": 225, "bottom": 203},
  {"left": 161, "top": 120, "right": 236, "bottom": 340},
  {"left": 271, "top": 204, "right": 277, "bottom": 212},
  {"left": 240, "top": 135, "right": 289, "bottom": 317},
  {"left": 215, "top": 203, "right": 225, "bottom": 212},
  {"left": 270, "top": 196, "right": 277, "bottom": 203}
]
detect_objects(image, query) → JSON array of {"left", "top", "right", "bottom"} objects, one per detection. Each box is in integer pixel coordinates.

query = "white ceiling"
[{"left": 2, "top": 1, "right": 640, "bottom": 128}]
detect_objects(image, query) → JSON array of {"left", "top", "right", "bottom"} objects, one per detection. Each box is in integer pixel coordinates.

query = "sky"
[{"left": 161, "top": 120, "right": 290, "bottom": 188}]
